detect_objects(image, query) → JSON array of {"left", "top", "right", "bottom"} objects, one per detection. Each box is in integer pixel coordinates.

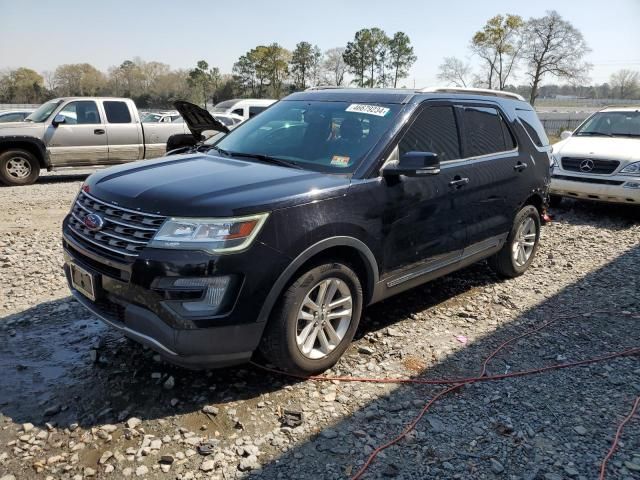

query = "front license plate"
[{"left": 70, "top": 263, "right": 96, "bottom": 301}]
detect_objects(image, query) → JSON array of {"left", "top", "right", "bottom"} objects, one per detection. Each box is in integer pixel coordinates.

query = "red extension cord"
[{"left": 251, "top": 310, "right": 640, "bottom": 479}]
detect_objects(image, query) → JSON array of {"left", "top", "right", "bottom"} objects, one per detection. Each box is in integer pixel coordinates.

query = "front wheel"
[
  {"left": 489, "top": 205, "right": 541, "bottom": 278},
  {"left": 0, "top": 149, "right": 40, "bottom": 186},
  {"left": 259, "top": 262, "right": 363, "bottom": 374}
]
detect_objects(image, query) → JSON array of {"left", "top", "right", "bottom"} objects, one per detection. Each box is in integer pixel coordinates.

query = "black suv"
[{"left": 62, "top": 87, "right": 551, "bottom": 374}]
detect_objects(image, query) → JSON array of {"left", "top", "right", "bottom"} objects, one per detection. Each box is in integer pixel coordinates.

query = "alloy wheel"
[
  {"left": 6, "top": 157, "right": 31, "bottom": 179},
  {"left": 512, "top": 216, "right": 537, "bottom": 267}
]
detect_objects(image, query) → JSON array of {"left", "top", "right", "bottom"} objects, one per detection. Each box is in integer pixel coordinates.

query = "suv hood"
[
  {"left": 85, "top": 153, "right": 350, "bottom": 217},
  {"left": 173, "top": 101, "right": 229, "bottom": 138},
  {"left": 554, "top": 136, "right": 640, "bottom": 162}
]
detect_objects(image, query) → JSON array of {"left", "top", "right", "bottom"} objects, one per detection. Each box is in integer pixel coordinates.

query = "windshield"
[
  {"left": 142, "top": 113, "right": 162, "bottom": 123},
  {"left": 25, "top": 100, "right": 62, "bottom": 123},
  {"left": 214, "top": 100, "right": 401, "bottom": 173},
  {"left": 576, "top": 111, "right": 640, "bottom": 137}
]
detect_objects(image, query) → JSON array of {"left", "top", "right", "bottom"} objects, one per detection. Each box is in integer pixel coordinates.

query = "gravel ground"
[{"left": 1, "top": 172, "right": 639, "bottom": 480}]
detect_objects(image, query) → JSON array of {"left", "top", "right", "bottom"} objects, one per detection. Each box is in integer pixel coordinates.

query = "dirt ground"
[{"left": 0, "top": 171, "right": 639, "bottom": 480}]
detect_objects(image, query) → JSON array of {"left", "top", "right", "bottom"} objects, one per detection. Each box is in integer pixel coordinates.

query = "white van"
[{"left": 212, "top": 98, "right": 276, "bottom": 120}]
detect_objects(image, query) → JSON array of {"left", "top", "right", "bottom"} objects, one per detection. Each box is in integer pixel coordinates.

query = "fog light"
[
  {"left": 624, "top": 182, "right": 640, "bottom": 189},
  {"left": 171, "top": 277, "right": 230, "bottom": 313}
]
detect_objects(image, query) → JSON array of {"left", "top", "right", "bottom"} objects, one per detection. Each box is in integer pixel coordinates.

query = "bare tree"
[
  {"left": 471, "top": 14, "right": 524, "bottom": 89},
  {"left": 610, "top": 69, "right": 640, "bottom": 99},
  {"left": 324, "top": 47, "right": 347, "bottom": 86},
  {"left": 522, "top": 11, "right": 591, "bottom": 104},
  {"left": 437, "top": 57, "right": 472, "bottom": 87}
]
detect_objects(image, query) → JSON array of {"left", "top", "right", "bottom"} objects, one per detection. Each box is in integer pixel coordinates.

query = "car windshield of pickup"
[
  {"left": 575, "top": 111, "right": 640, "bottom": 137},
  {"left": 212, "top": 100, "right": 401, "bottom": 173},
  {"left": 25, "top": 100, "right": 63, "bottom": 123}
]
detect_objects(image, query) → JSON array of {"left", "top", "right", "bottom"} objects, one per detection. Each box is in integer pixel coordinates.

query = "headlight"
[
  {"left": 149, "top": 213, "right": 269, "bottom": 253},
  {"left": 620, "top": 162, "right": 640, "bottom": 175}
]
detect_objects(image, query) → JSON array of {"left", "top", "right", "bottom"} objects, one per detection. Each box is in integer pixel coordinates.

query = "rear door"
[
  {"left": 46, "top": 100, "right": 108, "bottom": 166},
  {"left": 380, "top": 102, "right": 468, "bottom": 284},
  {"left": 102, "top": 100, "right": 143, "bottom": 162},
  {"left": 453, "top": 103, "right": 521, "bottom": 248}
]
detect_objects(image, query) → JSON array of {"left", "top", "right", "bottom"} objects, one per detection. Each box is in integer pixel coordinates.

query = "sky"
[{"left": 1, "top": 0, "right": 639, "bottom": 87}]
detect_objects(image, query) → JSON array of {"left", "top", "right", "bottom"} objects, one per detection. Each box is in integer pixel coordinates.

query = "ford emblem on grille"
[
  {"left": 579, "top": 159, "right": 595, "bottom": 172},
  {"left": 84, "top": 213, "right": 105, "bottom": 231}
]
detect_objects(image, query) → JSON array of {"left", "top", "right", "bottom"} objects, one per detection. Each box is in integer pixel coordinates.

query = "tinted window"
[
  {"left": 58, "top": 101, "right": 100, "bottom": 125},
  {"left": 0, "top": 112, "right": 26, "bottom": 122},
  {"left": 232, "top": 108, "right": 244, "bottom": 116},
  {"left": 249, "top": 106, "right": 266, "bottom": 117},
  {"left": 463, "top": 106, "right": 515, "bottom": 156},
  {"left": 103, "top": 101, "right": 132, "bottom": 124},
  {"left": 399, "top": 106, "right": 460, "bottom": 161},
  {"left": 516, "top": 108, "right": 549, "bottom": 147}
]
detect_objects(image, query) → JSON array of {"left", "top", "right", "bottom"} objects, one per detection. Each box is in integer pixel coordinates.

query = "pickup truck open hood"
[
  {"left": 173, "top": 101, "right": 229, "bottom": 139},
  {"left": 85, "top": 153, "right": 350, "bottom": 217}
]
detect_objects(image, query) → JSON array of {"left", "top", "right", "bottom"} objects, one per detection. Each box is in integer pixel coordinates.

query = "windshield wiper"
[
  {"left": 576, "top": 131, "right": 613, "bottom": 137},
  {"left": 610, "top": 133, "right": 640, "bottom": 137},
  {"left": 221, "top": 151, "right": 304, "bottom": 169}
]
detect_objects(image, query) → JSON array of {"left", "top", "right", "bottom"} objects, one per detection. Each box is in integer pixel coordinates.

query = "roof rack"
[
  {"left": 418, "top": 87, "right": 526, "bottom": 102},
  {"left": 305, "top": 86, "right": 352, "bottom": 91}
]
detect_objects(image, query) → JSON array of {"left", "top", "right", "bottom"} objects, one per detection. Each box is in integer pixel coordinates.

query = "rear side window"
[
  {"left": 249, "top": 106, "right": 266, "bottom": 117},
  {"left": 462, "top": 106, "right": 515, "bottom": 157},
  {"left": 232, "top": 108, "right": 244, "bottom": 116},
  {"left": 103, "top": 101, "right": 132, "bottom": 124},
  {"left": 516, "top": 108, "right": 549, "bottom": 147},
  {"left": 400, "top": 106, "right": 461, "bottom": 161}
]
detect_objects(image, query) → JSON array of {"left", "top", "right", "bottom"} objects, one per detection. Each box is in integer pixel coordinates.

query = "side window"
[
  {"left": 249, "top": 106, "right": 266, "bottom": 118},
  {"left": 399, "top": 105, "right": 461, "bottom": 161},
  {"left": 516, "top": 108, "right": 549, "bottom": 148},
  {"left": 103, "top": 101, "right": 132, "bottom": 124},
  {"left": 462, "top": 106, "right": 515, "bottom": 157},
  {"left": 232, "top": 108, "right": 244, "bottom": 117},
  {"left": 58, "top": 101, "right": 100, "bottom": 125}
]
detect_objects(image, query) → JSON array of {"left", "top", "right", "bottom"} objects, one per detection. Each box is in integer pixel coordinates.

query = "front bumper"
[
  {"left": 550, "top": 172, "right": 640, "bottom": 205},
  {"left": 62, "top": 219, "right": 292, "bottom": 368}
]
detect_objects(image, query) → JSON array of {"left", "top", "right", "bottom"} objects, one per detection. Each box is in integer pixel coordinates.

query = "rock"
[
  {"left": 202, "top": 405, "right": 219, "bottom": 416},
  {"left": 44, "top": 404, "right": 61, "bottom": 417},
  {"left": 99, "top": 450, "right": 113, "bottom": 464},
  {"left": 104, "top": 464, "right": 115, "bottom": 474},
  {"left": 122, "top": 468, "right": 133, "bottom": 477},
  {"left": 101, "top": 424, "right": 118, "bottom": 433},
  {"left": 544, "top": 474, "right": 562, "bottom": 480},
  {"left": 159, "top": 455, "right": 174, "bottom": 464},
  {"left": 0, "top": 475, "right": 16, "bottom": 480},
  {"left": 625, "top": 461, "right": 640, "bottom": 472},
  {"left": 84, "top": 467, "right": 96, "bottom": 477},
  {"left": 163, "top": 376, "right": 175, "bottom": 389},
  {"left": 125, "top": 417, "right": 142, "bottom": 429},
  {"left": 200, "top": 459, "right": 215, "bottom": 472},
  {"left": 238, "top": 455, "right": 260, "bottom": 471},
  {"left": 386, "top": 327, "right": 403, "bottom": 337},
  {"left": 573, "top": 425, "right": 587, "bottom": 436},
  {"left": 324, "top": 392, "right": 337, "bottom": 402},
  {"left": 135, "top": 465, "right": 148, "bottom": 476},
  {"left": 320, "top": 429, "right": 338, "bottom": 439},
  {"left": 564, "top": 466, "right": 579, "bottom": 477},
  {"left": 358, "top": 346, "right": 374, "bottom": 355},
  {"left": 149, "top": 439, "right": 162, "bottom": 449},
  {"left": 427, "top": 417, "right": 445, "bottom": 433},
  {"left": 490, "top": 459, "right": 504, "bottom": 474},
  {"left": 21, "top": 423, "right": 34, "bottom": 432}
]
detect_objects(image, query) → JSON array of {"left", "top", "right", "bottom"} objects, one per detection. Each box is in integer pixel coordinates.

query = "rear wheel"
[
  {"left": 489, "top": 205, "right": 541, "bottom": 278},
  {"left": 259, "top": 262, "right": 363, "bottom": 374},
  {"left": 0, "top": 149, "right": 40, "bottom": 186}
]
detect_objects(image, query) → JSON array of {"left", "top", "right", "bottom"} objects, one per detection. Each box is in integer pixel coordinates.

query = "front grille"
[
  {"left": 552, "top": 174, "right": 625, "bottom": 186},
  {"left": 68, "top": 191, "right": 165, "bottom": 259},
  {"left": 561, "top": 157, "right": 620, "bottom": 174}
]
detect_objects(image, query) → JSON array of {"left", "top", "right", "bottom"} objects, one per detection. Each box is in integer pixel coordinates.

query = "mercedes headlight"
[
  {"left": 620, "top": 162, "right": 640, "bottom": 175},
  {"left": 149, "top": 213, "right": 269, "bottom": 253}
]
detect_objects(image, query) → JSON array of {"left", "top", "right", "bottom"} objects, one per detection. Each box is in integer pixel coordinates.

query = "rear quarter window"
[{"left": 516, "top": 108, "right": 549, "bottom": 148}]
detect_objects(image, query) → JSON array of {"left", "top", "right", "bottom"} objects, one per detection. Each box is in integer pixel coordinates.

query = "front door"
[
  {"left": 46, "top": 100, "right": 109, "bottom": 166},
  {"left": 378, "top": 102, "right": 468, "bottom": 286}
]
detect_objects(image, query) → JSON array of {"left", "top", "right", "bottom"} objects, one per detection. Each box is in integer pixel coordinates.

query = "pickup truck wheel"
[
  {"left": 489, "top": 205, "right": 541, "bottom": 278},
  {"left": 0, "top": 149, "right": 40, "bottom": 186},
  {"left": 259, "top": 262, "right": 363, "bottom": 375}
]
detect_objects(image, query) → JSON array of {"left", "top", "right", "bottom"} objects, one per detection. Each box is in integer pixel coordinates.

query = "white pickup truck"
[{"left": 0, "top": 97, "right": 195, "bottom": 186}]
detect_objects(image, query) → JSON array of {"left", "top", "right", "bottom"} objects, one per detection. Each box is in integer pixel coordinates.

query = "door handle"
[
  {"left": 513, "top": 162, "right": 528, "bottom": 172},
  {"left": 449, "top": 177, "right": 469, "bottom": 188},
  {"left": 94, "top": 129, "right": 105, "bottom": 135}
]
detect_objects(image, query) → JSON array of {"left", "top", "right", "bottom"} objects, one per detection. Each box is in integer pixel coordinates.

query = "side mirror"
[
  {"left": 560, "top": 130, "right": 572, "bottom": 140},
  {"left": 383, "top": 151, "right": 440, "bottom": 177},
  {"left": 52, "top": 114, "right": 66, "bottom": 126}
]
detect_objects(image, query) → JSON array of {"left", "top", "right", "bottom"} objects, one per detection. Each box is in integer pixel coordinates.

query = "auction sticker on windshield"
[{"left": 345, "top": 104, "right": 390, "bottom": 117}]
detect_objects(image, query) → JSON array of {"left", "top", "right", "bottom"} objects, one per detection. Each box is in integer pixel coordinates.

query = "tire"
[
  {"left": 0, "top": 149, "right": 40, "bottom": 186},
  {"left": 259, "top": 262, "right": 363, "bottom": 375},
  {"left": 548, "top": 194, "right": 563, "bottom": 208},
  {"left": 489, "top": 205, "right": 541, "bottom": 278}
]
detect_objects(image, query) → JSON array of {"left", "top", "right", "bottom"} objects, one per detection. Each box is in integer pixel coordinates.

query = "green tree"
[
  {"left": 343, "top": 29, "right": 373, "bottom": 87},
  {"left": 471, "top": 14, "right": 524, "bottom": 90},
  {"left": 232, "top": 54, "right": 257, "bottom": 97},
  {"left": 54, "top": 63, "right": 105, "bottom": 96},
  {"left": 0, "top": 68, "right": 44, "bottom": 103},
  {"left": 522, "top": 11, "right": 591, "bottom": 104},
  {"left": 260, "top": 43, "right": 291, "bottom": 98},
  {"left": 290, "top": 41, "right": 315, "bottom": 90},
  {"left": 188, "top": 60, "right": 220, "bottom": 107},
  {"left": 388, "top": 32, "right": 416, "bottom": 88}
]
